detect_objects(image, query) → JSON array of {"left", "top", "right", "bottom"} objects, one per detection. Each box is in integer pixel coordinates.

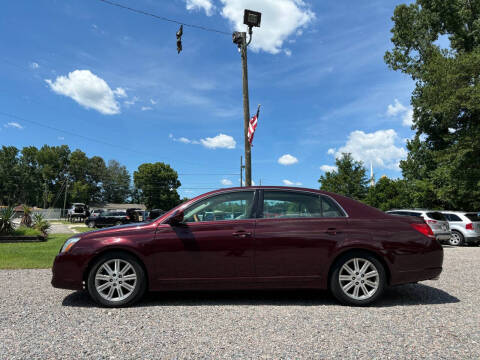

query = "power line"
[{"left": 96, "top": 0, "right": 231, "bottom": 36}]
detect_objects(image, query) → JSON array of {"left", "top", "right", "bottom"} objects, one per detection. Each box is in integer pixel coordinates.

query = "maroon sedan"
[{"left": 52, "top": 187, "right": 443, "bottom": 307}]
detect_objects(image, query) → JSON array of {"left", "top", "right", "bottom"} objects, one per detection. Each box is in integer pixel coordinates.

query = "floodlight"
[{"left": 243, "top": 9, "right": 261, "bottom": 28}]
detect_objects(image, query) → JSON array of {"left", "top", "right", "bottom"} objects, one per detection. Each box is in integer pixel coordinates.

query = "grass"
[
  {"left": 0, "top": 233, "right": 71, "bottom": 269},
  {"left": 11, "top": 226, "right": 43, "bottom": 237}
]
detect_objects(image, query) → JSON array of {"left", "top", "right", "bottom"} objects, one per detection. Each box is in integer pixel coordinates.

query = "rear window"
[
  {"left": 426, "top": 212, "right": 446, "bottom": 221},
  {"left": 465, "top": 213, "right": 480, "bottom": 222}
]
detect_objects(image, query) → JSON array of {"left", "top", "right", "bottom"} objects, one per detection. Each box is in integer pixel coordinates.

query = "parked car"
[
  {"left": 441, "top": 211, "right": 480, "bottom": 246},
  {"left": 90, "top": 209, "right": 105, "bottom": 218},
  {"left": 52, "top": 186, "right": 443, "bottom": 307},
  {"left": 386, "top": 209, "right": 452, "bottom": 244},
  {"left": 85, "top": 211, "right": 130, "bottom": 228},
  {"left": 67, "top": 203, "right": 88, "bottom": 223}
]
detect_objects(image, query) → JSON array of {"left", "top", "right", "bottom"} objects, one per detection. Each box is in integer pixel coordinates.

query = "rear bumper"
[
  {"left": 391, "top": 267, "right": 443, "bottom": 285},
  {"left": 465, "top": 236, "right": 480, "bottom": 244},
  {"left": 435, "top": 233, "right": 451, "bottom": 241}
]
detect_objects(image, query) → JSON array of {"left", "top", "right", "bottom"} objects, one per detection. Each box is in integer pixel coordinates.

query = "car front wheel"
[
  {"left": 330, "top": 252, "right": 386, "bottom": 306},
  {"left": 87, "top": 253, "right": 146, "bottom": 307}
]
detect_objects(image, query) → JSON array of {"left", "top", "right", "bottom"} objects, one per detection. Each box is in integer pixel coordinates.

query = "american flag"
[{"left": 248, "top": 104, "right": 261, "bottom": 145}]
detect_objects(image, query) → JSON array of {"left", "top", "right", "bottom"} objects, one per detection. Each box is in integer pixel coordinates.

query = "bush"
[
  {"left": 20, "top": 205, "right": 33, "bottom": 227},
  {"left": 32, "top": 213, "right": 51, "bottom": 237},
  {"left": 0, "top": 206, "right": 15, "bottom": 235}
]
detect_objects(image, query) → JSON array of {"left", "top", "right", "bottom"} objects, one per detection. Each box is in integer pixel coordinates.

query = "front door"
[
  {"left": 254, "top": 190, "right": 347, "bottom": 286},
  {"left": 150, "top": 190, "right": 258, "bottom": 289}
]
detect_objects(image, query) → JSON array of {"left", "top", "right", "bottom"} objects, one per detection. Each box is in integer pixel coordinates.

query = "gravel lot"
[{"left": 1, "top": 247, "right": 479, "bottom": 359}]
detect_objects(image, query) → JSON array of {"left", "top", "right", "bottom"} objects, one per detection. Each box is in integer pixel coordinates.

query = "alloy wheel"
[
  {"left": 94, "top": 259, "right": 137, "bottom": 302},
  {"left": 449, "top": 232, "right": 461, "bottom": 246},
  {"left": 338, "top": 258, "right": 379, "bottom": 301}
]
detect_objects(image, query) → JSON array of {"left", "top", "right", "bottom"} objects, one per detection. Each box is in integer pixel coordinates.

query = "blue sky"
[{"left": 0, "top": 0, "right": 416, "bottom": 198}]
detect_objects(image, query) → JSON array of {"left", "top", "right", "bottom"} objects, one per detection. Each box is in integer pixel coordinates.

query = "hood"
[{"left": 79, "top": 221, "right": 155, "bottom": 239}]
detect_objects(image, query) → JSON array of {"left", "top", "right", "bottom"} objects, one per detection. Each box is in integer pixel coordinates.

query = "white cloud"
[
  {"left": 386, "top": 99, "right": 407, "bottom": 117},
  {"left": 30, "top": 62, "right": 39, "bottom": 69},
  {"left": 178, "top": 137, "right": 192, "bottom": 144},
  {"left": 150, "top": 99, "right": 157, "bottom": 105},
  {"left": 58, "top": 136, "right": 65, "bottom": 140},
  {"left": 220, "top": 0, "right": 315, "bottom": 54},
  {"left": 284, "top": 49, "right": 292, "bottom": 56},
  {"left": 45, "top": 70, "right": 120, "bottom": 115},
  {"left": 200, "top": 133, "right": 236, "bottom": 149},
  {"left": 334, "top": 129, "right": 407, "bottom": 170},
  {"left": 221, "top": 179, "right": 233, "bottom": 186},
  {"left": 327, "top": 148, "right": 335, "bottom": 155},
  {"left": 4, "top": 122, "right": 23, "bottom": 129},
  {"left": 113, "top": 87, "right": 127, "bottom": 98},
  {"left": 402, "top": 108, "right": 413, "bottom": 127},
  {"left": 320, "top": 165, "right": 337, "bottom": 173},
  {"left": 278, "top": 154, "right": 298, "bottom": 166},
  {"left": 387, "top": 99, "right": 414, "bottom": 127},
  {"left": 186, "top": 0, "right": 215, "bottom": 16},
  {"left": 124, "top": 96, "right": 138, "bottom": 107},
  {"left": 141, "top": 106, "right": 153, "bottom": 111},
  {"left": 282, "top": 179, "right": 302, "bottom": 186}
]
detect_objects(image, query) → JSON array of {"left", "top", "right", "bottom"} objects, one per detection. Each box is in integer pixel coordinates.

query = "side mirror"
[{"left": 167, "top": 209, "right": 184, "bottom": 225}]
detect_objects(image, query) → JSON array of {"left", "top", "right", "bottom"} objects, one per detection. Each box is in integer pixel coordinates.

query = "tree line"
[
  {"left": 319, "top": 153, "right": 477, "bottom": 212},
  {"left": 0, "top": 145, "right": 182, "bottom": 210}
]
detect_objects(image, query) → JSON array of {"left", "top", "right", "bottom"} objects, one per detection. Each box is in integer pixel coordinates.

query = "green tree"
[
  {"left": 363, "top": 177, "right": 413, "bottom": 211},
  {"left": 0, "top": 146, "right": 21, "bottom": 205},
  {"left": 318, "top": 153, "right": 368, "bottom": 200},
  {"left": 385, "top": 0, "right": 480, "bottom": 211},
  {"left": 103, "top": 160, "right": 131, "bottom": 203},
  {"left": 133, "top": 162, "right": 181, "bottom": 210}
]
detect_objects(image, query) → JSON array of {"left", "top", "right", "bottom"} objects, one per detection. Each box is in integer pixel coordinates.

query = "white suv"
[
  {"left": 441, "top": 211, "right": 480, "bottom": 246},
  {"left": 386, "top": 209, "right": 452, "bottom": 244}
]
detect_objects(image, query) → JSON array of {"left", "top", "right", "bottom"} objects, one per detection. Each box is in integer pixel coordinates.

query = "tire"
[
  {"left": 329, "top": 251, "right": 386, "bottom": 306},
  {"left": 115, "top": 221, "right": 122, "bottom": 226},
  {"left": 448, "top": 231, "right": 464, "bottom": 246},
  {"left": 88, "top": 221, "right": 96, "bottom": 228},
  {"left": 87, "top": 252, "right": 146, "bottom": 307}
]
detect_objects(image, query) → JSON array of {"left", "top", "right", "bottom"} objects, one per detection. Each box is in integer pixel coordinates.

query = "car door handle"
[
  {"left": 232, "top": 230, "right": 252, "bottom": 238},
  {"left": 326, "top": 228, "right": 338, "bottom": 235}
]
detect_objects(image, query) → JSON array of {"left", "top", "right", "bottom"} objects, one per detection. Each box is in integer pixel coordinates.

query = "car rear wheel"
[
  {"left": 330, "top": 252, "right": 386, "bottom": 306},
  {"left": 448, "top": 231, "right": 464, "bottom": 246},
  {"left": 87, "top": 253, "right": 146, "bottom": 307},
  {"left": 115, "top": 221, "right": 122, "bottom": 226},
  {"left": 88, "top": 221, "right": 95, "bottom": 228}
]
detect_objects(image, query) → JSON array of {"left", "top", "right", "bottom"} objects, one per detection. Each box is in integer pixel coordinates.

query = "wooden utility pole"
[
  {"left": 233, "top": 10, "right": 261, "bottom": 187},
  {"left": 240, "top": 32, "right": 252, "bottom": 186},
  {"left": 240, "top": 156, "right": 244, "bottom": 187},
  {"left": 63, "top": 183, "right": 68, "bottom": 218}
]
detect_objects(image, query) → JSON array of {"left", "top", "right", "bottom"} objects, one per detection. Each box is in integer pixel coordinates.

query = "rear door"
[{"left": 253, "top": 190, "right": 347, "bottom": 286}]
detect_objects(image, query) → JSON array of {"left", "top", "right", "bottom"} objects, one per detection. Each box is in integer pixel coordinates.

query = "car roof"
[{"left": 181, "top": 186, "right": 390, "bottom": 219}]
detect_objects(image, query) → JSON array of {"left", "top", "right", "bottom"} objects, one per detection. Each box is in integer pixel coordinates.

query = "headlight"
[{"left": 60, "top": 237, "right": 81, "bottom": 253}]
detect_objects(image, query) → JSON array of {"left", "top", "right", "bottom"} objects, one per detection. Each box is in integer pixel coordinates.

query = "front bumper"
[{"left": 51, "top": 253, "right": 85, "bottom": 290}]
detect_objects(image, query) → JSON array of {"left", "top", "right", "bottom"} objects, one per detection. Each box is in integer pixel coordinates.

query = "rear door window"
[{"left": 426, "top": 212, "right": 447, "bottom": 221}]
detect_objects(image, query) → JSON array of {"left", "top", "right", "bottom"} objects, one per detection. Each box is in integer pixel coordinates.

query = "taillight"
[
  {"left": 426, "top": 219, "right": 437, "bottom": 224},
  {"left": 126, "top": 216, "right": 130, "bottom": 220},
  {"left": 466, "top": 223, "right": 473, "bottom": 230},
  {"left": 410, "top": 223, "right": 435, "bottom": 238}
]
